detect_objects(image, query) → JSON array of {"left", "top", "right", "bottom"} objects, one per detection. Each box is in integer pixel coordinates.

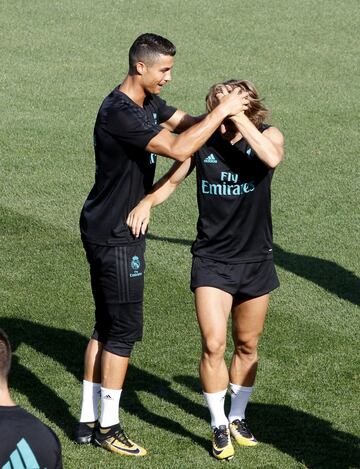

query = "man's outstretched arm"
[
  {"left": 146, "top": 88, "right": 249, "bottom": 161},
  {"left": 161, "top": 110, "right": 206, "bottom": 133},
  {"left": 127, "top": 157, "right": 195, "bottom": 238}
]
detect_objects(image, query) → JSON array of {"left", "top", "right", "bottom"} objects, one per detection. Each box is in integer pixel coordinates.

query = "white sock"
[
  {"left": 79, "top": 380, "right": 101, "bottom": 423},
  {"left": 203, "top": 389, "right": 228, "bottom": 428},
  {"left": 99, "top": 387, "right": 122, "bottom": 428},
  {"left": 228, "top": 383, "right": 253, "bottom": 422}
]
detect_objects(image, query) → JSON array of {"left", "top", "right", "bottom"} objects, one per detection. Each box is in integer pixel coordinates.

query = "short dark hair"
[
  {"left": 0, "top": 328, "right": 11, "bottom": 380},
  {"left": 129, "top": 33, "right": 176, "bottom": 74}
]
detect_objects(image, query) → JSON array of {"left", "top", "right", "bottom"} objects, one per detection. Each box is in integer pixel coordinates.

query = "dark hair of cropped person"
[
  {"left": 128, "top": 33, "right": 176, "bottom": 74},
  {"left": 206, "top": 79, "right": 269, "bottom": 128},
  {"left": 0, "top": 328, "right": 11, "bottom": 380}
]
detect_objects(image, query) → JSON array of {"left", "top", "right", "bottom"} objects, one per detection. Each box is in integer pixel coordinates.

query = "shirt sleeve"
[
  {"left": 153, "top": 95, "right": 177, "bottom": 123},
  {"left": 106, "top": 100, "right": 163, "bottom": 150}
]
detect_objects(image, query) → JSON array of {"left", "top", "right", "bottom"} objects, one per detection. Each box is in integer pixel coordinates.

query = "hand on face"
[{"left": 215, "top": 85, "right": 249, "bottom": 116}]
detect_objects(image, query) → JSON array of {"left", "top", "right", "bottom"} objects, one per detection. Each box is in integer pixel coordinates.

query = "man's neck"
[
  {"left": 0, "top": 384, "right": 16, "bottom": 406},
  {"left": 119, "top": 75, "right": 147, "bottom": 107}
]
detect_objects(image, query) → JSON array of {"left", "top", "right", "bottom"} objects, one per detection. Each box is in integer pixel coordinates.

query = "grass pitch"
[{"left": 1, "top": 0, "right": 359, "bottom": 467}]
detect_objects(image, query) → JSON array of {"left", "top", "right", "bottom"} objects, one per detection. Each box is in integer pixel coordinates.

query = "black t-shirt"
[
  {"left": 191, "top": 124, "right": 275, "bottom": 263},
  {"left": 80, "top": 87, "right": 177, "bottom": 245},
  {"left": 0, "top": 406, "right": 62, "bottom": 468}
]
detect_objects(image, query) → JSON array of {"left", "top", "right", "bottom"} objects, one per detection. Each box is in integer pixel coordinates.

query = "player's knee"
[
  {"left": 202, "top": 336, "right": 226, "bottom": 359},
  {"left": 234, "top": 336, "right": 259, "bottom": 359}
]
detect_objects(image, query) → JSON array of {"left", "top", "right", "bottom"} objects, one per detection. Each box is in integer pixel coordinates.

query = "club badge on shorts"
[{"left": 130, "top": 255, "right": 142, "bottom": 278}]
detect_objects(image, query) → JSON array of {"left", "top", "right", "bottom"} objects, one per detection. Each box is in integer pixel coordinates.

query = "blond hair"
[{"left": 206, "top": 79, "right": 269, "bottom": 128}]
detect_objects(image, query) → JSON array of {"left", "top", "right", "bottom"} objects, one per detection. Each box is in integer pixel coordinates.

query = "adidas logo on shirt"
[
  {"left": 5, "top": 438, "right": 40, "bottom": 469},
  {"left": 203, "top": 153, "right": 218, "bottom": 164}
]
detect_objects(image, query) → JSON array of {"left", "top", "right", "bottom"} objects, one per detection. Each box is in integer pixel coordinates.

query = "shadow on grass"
[
  {"left": 1, "top": 206, "right": 358, "bottom": 464},
  {"left": 1, "top": 319, "right": 359, "bottom": 466},
  {"left": 2, "top": 203, "right": 358, "bottom": 307},
  {"left": 1, "top": 319, "right": 209, "bottom": 449},
  {"left": 122, "top": 365, "right": 209, "bottom": 450},
  {"left": 147, "top": 234, "right": 360, "bottom": 307},
  {"left": 1, "top": 318, "right": 85, "bottom": 438},
  {"left": 174, "top": 375, "right": 360, "bottom": 469}
]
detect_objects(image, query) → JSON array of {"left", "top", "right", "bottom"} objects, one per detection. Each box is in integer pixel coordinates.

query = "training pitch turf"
[{"left": 1, "top": 0, "right": 359, "bottom": 467}]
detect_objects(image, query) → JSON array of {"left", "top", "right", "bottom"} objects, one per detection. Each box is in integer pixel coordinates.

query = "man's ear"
[
  {"left": 220, "top": 123, "right": 226, "bottom": 134},
  {"left": 136, "top": 62, "right": 147, "bottom": 75}
]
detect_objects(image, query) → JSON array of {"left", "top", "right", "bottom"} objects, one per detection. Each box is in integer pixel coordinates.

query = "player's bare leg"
[
  {"left": 230, "top": 294, "right": 269, "bottom": 386},
  {"left": 195, "top": 287, "right": 234, "bottom": 460},
  {"left": 84, "top": 338, "right": 103, "bottom": 383},
  {"left": 101, "top": 351, "right": 129, "bottom": 389},
  {"left": 195, "top": 287, "right": 232, "bottom": 392},
  {"left": 228, "top": 294, "right": 269, "bottom": 446}
]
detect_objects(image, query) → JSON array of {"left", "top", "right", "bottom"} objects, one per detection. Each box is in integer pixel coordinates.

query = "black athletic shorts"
[
  {"left": 191, "top": 256, "right": 279, "bottom": 300},
  {"left": 82, "top": 240, "right": 145, "bottom": 356}
]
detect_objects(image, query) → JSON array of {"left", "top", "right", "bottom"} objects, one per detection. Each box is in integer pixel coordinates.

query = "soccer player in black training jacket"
[
  {"left": 76, "top": 34, "right": 249, "bottom": 457},
  {"left": 0, "top": 329, "right": 62, "bottom": 468},
  {"left": 127, "top": 79, "right": 284, "bottom": 461}
]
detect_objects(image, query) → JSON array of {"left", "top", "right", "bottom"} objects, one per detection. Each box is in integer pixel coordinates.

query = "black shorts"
[
  {"left": 83, "top": 240, "right": 146, "bottom": 356},
  {"left": 191, "top": 256, "right": 279, "bottom": 300}
]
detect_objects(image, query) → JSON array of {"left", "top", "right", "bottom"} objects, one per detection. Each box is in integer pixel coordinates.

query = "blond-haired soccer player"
[{"left": 127, "top": 79, "right": 284, "bottom": 460}]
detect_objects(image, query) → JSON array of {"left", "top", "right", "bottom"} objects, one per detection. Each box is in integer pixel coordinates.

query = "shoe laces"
[
  {"left": 233, "top": 419, "right": 252, "bottom": 437},
  {"left": 213, "top": 425, "right": 230, "bottom": 448},
  {"left": 113, "top": 428, "right": 132, "bottom": 447}
]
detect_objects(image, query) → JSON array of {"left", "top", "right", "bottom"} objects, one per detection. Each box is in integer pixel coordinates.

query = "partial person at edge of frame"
[
  {"left": 76, "top": 34, "right": 249, "bottom": 457},
  {"left": 0, "top": 328, "right": 63, "bottom": 468},
  {"left": 127, "top": 78, "right": 284, "bottom": 461}
]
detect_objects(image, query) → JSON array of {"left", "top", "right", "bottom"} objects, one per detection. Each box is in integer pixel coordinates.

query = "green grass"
[{"left": 1, "top": 0, "right": 359, "bottom": 467}]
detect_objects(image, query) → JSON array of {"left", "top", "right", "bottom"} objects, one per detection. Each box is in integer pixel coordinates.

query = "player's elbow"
[
  {"left": 156, "top": 147, "right": 191, "bottom": 162},
  {"left": 267, "top": 149, "right": 284, "bottom": 169},
  {"left": 268, "top": 155, "right": 283, "bottom": 169},
  {"left": 168, "top": 145, "right": 192, "bottom": 162},
  {"left": 264, "top": 129, "right": 284, "bottom": 169},
  {"left": 172, "top": 152, "right": 192, "bottom": 162}
]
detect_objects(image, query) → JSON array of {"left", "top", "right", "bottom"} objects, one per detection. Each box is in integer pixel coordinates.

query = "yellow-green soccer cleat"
[
  {"left": 229, "top": 419, "right": 258, "bottom": 447},
  {"left": 212, "top": 425, "right": 235, "bottom": 460},
  {"left": 94, "top": 424, "right": 147, "bottom": 456}
]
